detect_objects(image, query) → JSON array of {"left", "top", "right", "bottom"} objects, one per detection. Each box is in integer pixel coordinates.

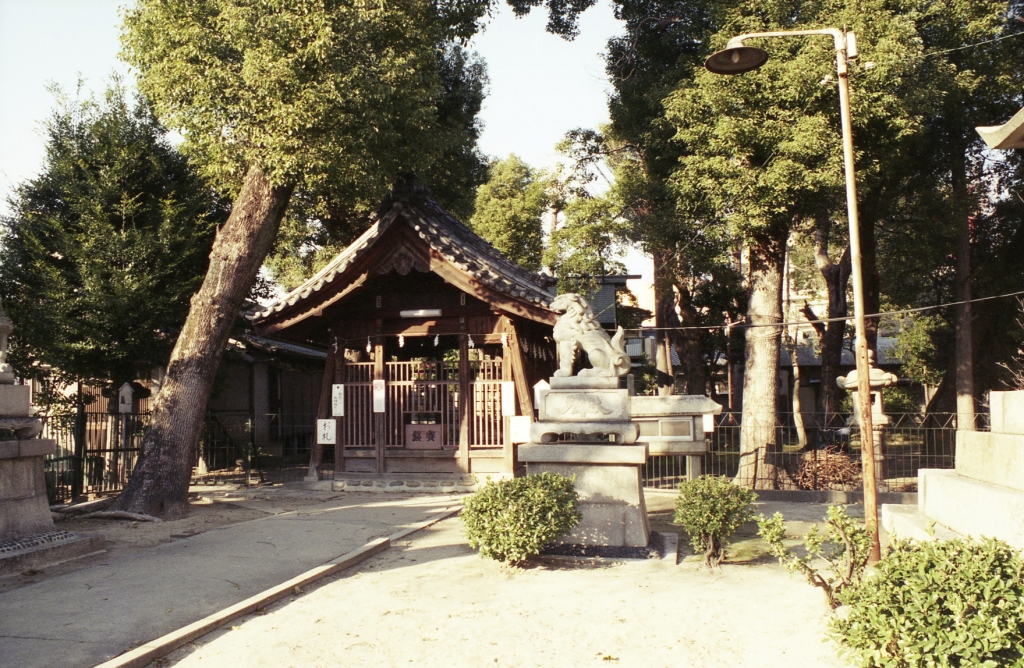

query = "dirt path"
[{"left": 162, "top": 500, "right": 851, "bottom": 668}]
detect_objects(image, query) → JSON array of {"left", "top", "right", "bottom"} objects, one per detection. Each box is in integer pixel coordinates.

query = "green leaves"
[
  {"left": 470, "top": 155, "right": 549, "bottom": 273},
  {"left": 462, "top": 472, "right": 582, "bottom": 565},
  {"left": 674, "top": 475, "right": 757, "bottom": 567},
  {"left": 831, "top": 537, "right": 1024, "bottom": 667},
  {"left": 0, "top": 83, "right": 220, "bottom": 390}
]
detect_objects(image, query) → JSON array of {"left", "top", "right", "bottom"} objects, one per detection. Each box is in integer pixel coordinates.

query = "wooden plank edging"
[{"left": 93, "top": 505, "right": 462, "bottom": 668}]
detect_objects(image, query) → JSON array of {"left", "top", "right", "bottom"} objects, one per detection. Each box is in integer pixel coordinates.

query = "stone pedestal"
[
  {"left": 882, "top": 390, "right": 1024, "bottom": 548},
  {"left": 0, "top": 385, "right": 103, "bottom": 575},
  {"left": 520, "top": 443, "right": 650, "bottom": 547}
]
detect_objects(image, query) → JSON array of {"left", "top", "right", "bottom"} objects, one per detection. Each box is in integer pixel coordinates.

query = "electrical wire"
[{"left": 622, "top": 288, "right": 1024, "bottom": 333}]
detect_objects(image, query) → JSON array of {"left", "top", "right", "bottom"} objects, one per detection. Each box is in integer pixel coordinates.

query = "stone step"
[
  {"left": 881, "top": 504, "right": 960, "bottom": 543},
  {"left": 919, "top": 469, "right": 1024, "bottom": 549},
  {"left": 956, "top": 430, "right": 1024, "bottom": 492}
]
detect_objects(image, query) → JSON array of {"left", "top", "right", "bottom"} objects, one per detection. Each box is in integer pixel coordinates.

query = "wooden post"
[
  {"left": 374, "top": 338, "right": 386, "bottom": 474},
  {"left": 458, "top": 333, "right": 470, "bottom": 473},
  {"left": 335, "top": 342, "right": 345, "bottom": 475},
  {"left": 505, "top": 321, "right": 534, "bottom": 418},
  {"left": 308, "top": 339, "right": 337, "bottom": 481}
]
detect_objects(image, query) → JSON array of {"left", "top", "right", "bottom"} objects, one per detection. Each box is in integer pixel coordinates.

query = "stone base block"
[
  {"left": 519, "top": 443, "right": 647, "bottom": 464},
  {"left": 919, "top": 469, "right": 1024, "bottom": 548},
  {"left": 956, "top": 430, "right": 1024, "bottom": 492},
  {"left": 0, "top": 385, "right": 30, "bottom": 418},
  {"left": 990, "top": 390, "right": 1024, "bottom": 435},
  {"left": 0, "top": 531, "right": 105, "bottom": 576},
  {"left": 525, "top": 460, "right": 650, "bottom": 548},
  {"left": 881, "top": 504, "right": 960, "bottom": 542}
]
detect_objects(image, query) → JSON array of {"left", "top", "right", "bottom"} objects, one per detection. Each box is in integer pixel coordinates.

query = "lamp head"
[{"left": 704, "top": 39, "right": 769, "bottom": 75}]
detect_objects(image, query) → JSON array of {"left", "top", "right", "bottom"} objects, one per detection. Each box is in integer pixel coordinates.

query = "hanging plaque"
[
  {"left": 372, "top": 379, "right": 386, "bottom": 413},
  {"left": 316, "top": 418, "right": 337, "bottom": 445},
  {"left": 331, "top": 384, "right": 345, "bottom": 417}
]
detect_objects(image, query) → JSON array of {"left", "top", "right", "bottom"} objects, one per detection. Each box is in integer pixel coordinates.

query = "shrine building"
[{"left": 251, "top": 178, "right": 558, "bottom": 479}]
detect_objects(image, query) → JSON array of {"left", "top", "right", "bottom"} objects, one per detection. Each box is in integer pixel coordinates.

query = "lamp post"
[{"left": 705, "top": 28, "right": 882, "bottom": 562}]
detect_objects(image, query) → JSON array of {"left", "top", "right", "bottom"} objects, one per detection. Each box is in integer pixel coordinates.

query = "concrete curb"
[{"left": 93, "top": 505, "right": 462, "bottom": 668}]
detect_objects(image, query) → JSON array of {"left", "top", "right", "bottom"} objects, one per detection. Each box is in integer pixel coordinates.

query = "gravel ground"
[{"left": 158, "top": 496, "right": 854, "bottom": 668}]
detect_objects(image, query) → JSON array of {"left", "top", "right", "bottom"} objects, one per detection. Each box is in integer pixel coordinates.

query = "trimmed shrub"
[
  {"left": 674, "top": 476, "right": 757, "bottom": 567},
  {"left": 758, "top": 505, "right": 871, "bottom": 609},
  {"left": 831, "top": 537, "right": 1024, "bottom": 667},
  {"left": 462, "top": 473, "right": 582, "bottom": 565}
]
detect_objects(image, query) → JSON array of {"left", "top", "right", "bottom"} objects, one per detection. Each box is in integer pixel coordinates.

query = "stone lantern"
[{"left": 837, "top": 348, "right": 898, "bottom": 486}]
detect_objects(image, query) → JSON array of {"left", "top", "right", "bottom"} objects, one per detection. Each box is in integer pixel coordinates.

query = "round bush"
[
  {"left": 462, "top": 472, "right": 582, "bottom": 565},
  {"left": 674, "top": 475, "right": 757, "bottom": 567},
  {"left": 831, "top": 537, "right": 1024, "bottom": 667}
]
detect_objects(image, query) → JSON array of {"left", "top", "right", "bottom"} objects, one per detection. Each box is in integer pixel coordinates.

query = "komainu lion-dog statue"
[{"left": 550, "top": 293, "right": 632, "bottom": 377}]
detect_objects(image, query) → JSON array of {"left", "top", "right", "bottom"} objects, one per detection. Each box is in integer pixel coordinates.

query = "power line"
[{"left": 623, "top": 288, "right": 1024, "bottom": 333}]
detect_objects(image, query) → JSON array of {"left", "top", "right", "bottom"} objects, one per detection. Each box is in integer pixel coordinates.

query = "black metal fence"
[
  {"left": 42, "top": 411, "right": 323, "bottom": 502},
  {"left": 643, "top": 412, "right": 962, "bottom": 492}
]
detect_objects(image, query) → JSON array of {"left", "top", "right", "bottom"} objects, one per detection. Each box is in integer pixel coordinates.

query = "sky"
[{"left": 0, "top": 0, "right": 650, "bottom": 277}]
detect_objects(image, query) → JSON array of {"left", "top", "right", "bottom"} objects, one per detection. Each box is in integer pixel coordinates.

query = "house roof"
[
  {"left": 976, "top": 106, "right": 1024, "bottom": 150},
  {"left": 779, "top": 336, "right": 901, "bottom": 367},
  {"left": 250, "top": 179, "right": 556, "bottom": 339}
]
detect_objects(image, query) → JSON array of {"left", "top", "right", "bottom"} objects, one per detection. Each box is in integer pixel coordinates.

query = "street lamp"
[{"left": 705, "top": 29, "right": 882, "bottom": 562}]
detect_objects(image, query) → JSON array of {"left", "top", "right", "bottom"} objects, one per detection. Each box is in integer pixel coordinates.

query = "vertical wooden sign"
[
  {"left": 372, "top": 379, "right": 386, "bottom": 413},
  {"left": 331, "top": 384, "right": 345, "bottom": 417},
  {"left": 501, "top": 381, "right": 515, "bottom": 417},
  {"left": 316, "top": 418, "right": 337, "bottom": 445}
]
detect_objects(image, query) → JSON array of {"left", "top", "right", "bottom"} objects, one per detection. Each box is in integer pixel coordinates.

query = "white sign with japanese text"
[
  {"left": 372, "top": 379, "right": 386, "bottom": 413},
  {"left": 316, "top": 418, "right": 337, "bottom": 445},
  {"left": 331, "top": 384, "right": 344, "bottom": 416}
]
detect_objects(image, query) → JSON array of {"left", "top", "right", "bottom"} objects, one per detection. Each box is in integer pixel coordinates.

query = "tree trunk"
[
  {"left": 653, "top": 250, "right": 676, "bottom": 396},
  {"left": 735, "top": 234, "right": 786, "bottom": 489},
  {"left": 113, "top": 167, "right": 293, "bottom": 518},
  {"left": 800, "top": 215, "right": 851, "bottom": 418},
  {"left": 675, "top": 282, "right": 707, "bottom": 395},
  {"left": 952, "top": 154, "right": 975, "bottom": 431}
]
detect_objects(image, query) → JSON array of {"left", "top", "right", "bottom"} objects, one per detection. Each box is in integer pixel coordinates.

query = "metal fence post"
[{"left": 70, "top": 401, "right": 86, "bottom": 499}]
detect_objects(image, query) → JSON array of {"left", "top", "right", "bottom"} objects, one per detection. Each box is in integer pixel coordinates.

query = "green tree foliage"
[
  {"left": 0, "top": 83, "right": 219, "bottom": 388},
  {"left": 265, "top": 44, "right": 489, "bottom": 291},
  {"left": 470, "top": 155, "right": 548, "bottom": 273}
]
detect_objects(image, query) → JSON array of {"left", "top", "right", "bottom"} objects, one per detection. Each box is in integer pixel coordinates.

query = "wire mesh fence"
[{"left": 642, "top": 411, "right": 961, "bottom": 492}]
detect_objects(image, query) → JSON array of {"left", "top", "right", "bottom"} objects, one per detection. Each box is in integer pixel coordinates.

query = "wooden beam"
[
  {"left": 506, "top": 320, "right": 534, "bottom": 418},
  {"left": 308, "top": 334, "right": 337, "bottom": 481},
  {"left": 258, "top": 271, "right": 371, "bottom": 336},
  {"left": 374, "top": 338, "right": 386, "bottom": 474},
  {"left": 334, "top": 338, "right": 345, "bottom": 475},
  {"left": 458, "top": 334, "right": 470, "bottom": 473}
]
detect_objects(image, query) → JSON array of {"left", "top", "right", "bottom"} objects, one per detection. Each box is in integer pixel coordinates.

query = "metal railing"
[{"left": 643, "top": 411, "right": 961, "bottom": 492}]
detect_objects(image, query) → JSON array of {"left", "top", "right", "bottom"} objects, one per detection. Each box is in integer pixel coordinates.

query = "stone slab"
[
  {"left": 881, "top": 504, "right": 960, "bottom": 542},
  {"left": 956, "top": 430, "right": 1024, "bottom": 492},
  {"left": 643, "top": 438, "right": 708, "bottom": 456},
  {"left": 519, "top": 443, "right": 648, "bottom": 465},
  {"left": 0, "top": 385, "right": 30, "bottom": 417},
  {"left": 990, "top": 390, "right": 1024, "bottom": 435},
  {"left": 650, "top": 531, "right": 679, "bottom": 563},
  {"left": 0, "top": 532, "right": 105, "bottom": 576},
  {"left": 539, "top": 388, "right": 629, "bottom": 422},
  {"left": 16, "top": 439, "right": 56, "bottom": 458},
  {"left": 0, "top": 450, "right": 56, "bottom": 540},
  {"left": 629, "top": 394, "right": 722, "bottom": 417},
  {"left": 919, "top": 468, "right": 1024, "bottom": 548},
  {"left": 549, "top": 376, "right": 621, "bottom": 390},
  {"left": 525, "top": 461, "right": 650, "bottom": 547},
  {"left": 530, "top": 420, "right": 639, "bottom": 445}
]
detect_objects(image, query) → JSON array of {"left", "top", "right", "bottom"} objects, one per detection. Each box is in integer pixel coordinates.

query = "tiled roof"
[{"left": 250, "top": 189, "right": 554, "bottom": 324}]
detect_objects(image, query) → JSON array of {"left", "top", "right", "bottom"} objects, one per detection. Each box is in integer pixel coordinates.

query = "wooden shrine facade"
[{"left": 251, "top": 181, "right": 557, "bottom": 477}]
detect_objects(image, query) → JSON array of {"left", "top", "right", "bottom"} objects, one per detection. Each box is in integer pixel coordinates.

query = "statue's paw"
[{"left": 554, "top": 370, "right": 571, "bottom": 377}]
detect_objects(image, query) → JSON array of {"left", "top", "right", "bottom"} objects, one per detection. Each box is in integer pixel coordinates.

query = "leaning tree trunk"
[
  {"left": 735, "top": 233, "right": 787, "bottom": 489},
  {"left": 799, "top": 215, "right": 850, "bottom": 418},
  {"left": 113, "top": 167, "right": 293, "bottom": 518}
]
